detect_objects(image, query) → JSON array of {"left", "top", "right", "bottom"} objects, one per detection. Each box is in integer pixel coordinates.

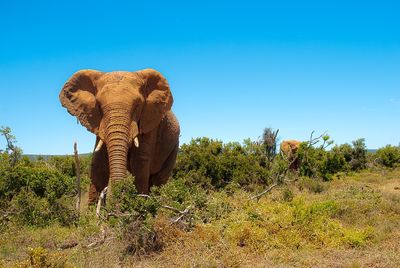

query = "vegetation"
[{"left": 0, "top": 127, "right": 399, "bottom": 267}]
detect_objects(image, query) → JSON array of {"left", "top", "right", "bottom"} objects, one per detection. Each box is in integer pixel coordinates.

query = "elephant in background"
[
  {"left": 59, "top": 69, "right": 180, "bottom": 204},
  {"left": 280, "top": 140, "right": 301, "bottom": 170}
]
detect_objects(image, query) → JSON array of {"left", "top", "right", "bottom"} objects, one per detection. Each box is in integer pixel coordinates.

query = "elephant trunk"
[{"left": 103, "top": 104, "right": 132, "bottom": 192}]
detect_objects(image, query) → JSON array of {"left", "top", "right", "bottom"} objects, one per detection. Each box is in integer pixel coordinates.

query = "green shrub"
[
  {"left": 108, "top": 178, "right": 160, "bottom": 217},
  {"left": 9, "top": 189, "right": 52, "bottom": 227},
  {"left": 0, "top": 165, "right": 75, "bottom": 202},
  {"left": 12, "top": 246, "right": 70, "bottom": 267},
  {"left": 299, "top": 177, "right": 326, "bottom": 193},
  {"left": 297, "top": 143, "right": 342, "bottom": 181},
  {"left": 8, "top": 188, "right": 77, "bottom": 227},
  {"left": 297, "top": 138, "right": 367, "bottom": 181},
  {"left": 47, "top": 154, "right": 92, "bottom": 178},
  {"left": 0, "top": 161, "right": 77, "bottom": 227},
  {"left": 282, "top": 187, "right": 294, "bottom": 202},
  {"left": 375, "top": 145, "right": 400, "bottom": 168},
  {"left": 349, "top": 138, "right": 367, "bottom": 171},
  {"left": 174, "top": 138, "right": 269, "bottom": 190}
]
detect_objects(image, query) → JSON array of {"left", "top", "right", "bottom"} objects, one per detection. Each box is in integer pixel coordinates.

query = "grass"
[{"left": 1, "top": 168, "right": 400, "bottom": 267}]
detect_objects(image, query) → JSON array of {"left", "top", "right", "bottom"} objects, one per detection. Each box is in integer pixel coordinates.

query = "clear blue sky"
[{"left": 0, "top": 0, "right": 399, "bottom": 154}]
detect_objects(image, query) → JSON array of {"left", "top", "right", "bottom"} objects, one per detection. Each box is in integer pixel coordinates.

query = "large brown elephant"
[
  {"left": 59, "top": 69, "right": 180, "bottom": 204},
  {"left": 280, "top": 140, "right": 301, "bottom": 170}
]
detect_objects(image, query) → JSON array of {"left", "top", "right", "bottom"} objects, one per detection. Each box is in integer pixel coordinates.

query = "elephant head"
[
  {"left": 59, "top": 69, "right": 173, "bottom": 188},
  {"left": 280, "top": 140, "right": 301, "bottom": 170}
]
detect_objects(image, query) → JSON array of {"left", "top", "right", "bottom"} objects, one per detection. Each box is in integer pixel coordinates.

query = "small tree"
[
  {"left": 0, "top": 126, "right": 22, "bottom": 167},
  {"left": 350, "top": 138, "right": 367, "bottom": 171},
  {"left": 262, "top": 128, "right": 279, "bottom": 163},
  {"left": 375, "top": 145, "right": 400, "bottom": 168}
]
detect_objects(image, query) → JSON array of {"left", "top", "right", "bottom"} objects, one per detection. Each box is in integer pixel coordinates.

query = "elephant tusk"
[
  {"left": 134, "top": 137, "right": 139, "bottom": 148},
  {"left": 95, "top": 139, "right": 103, "bottom": 152}
]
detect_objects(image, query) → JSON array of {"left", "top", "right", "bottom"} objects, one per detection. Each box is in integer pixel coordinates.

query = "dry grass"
[{"left": 1, "top": 168, "right": 399, "bottom": 267}]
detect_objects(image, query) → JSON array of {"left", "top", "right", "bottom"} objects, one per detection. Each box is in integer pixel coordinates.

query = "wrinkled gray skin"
[{"left": 59, "top": 69, "right": 180, "bottom": 203}]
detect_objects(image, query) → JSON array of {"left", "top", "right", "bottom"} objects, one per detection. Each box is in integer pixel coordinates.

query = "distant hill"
[
  {"left": 24, "top": 153, "right": 92, "bottom": 161},
  {"left": 23, "top": 149, "right": 379, "bottom": 161}
]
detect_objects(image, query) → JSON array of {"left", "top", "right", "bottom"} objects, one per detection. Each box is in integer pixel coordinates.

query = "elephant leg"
[
  {"left": 89, "top": 138, "right": 109, "bottom": 205},
  {"left": 149, "top": 143, "right": 179, "bottom": 188},
  {"left": 131, "top": 157, "right": 151, "bottom": 194}
]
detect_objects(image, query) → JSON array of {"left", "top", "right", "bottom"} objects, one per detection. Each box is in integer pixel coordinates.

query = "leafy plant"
[{"left": 375, "top": 145, "right": 400, "bottom": 168}]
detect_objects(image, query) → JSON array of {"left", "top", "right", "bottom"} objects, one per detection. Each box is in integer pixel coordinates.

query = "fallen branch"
[
  {"left": 171, "top": 206, "right": 191, "bottom": 223},
  {"left": 137, "top": 194, "right": 151, "bottom": 198},
  {"left": 160, "top": 205, "right": 184, "bottom": 214},
  {"left": 250, "top": 182, "right": 279, "bottom": 200},
  {"left": 86, "top": 226, "right": 110, "bottom": 249},
  {"left": 58, "top": 241, "right": 78, "bottom": 250},
  {"left": 160, "top": 205, "right": 192, "bottom": 224}
]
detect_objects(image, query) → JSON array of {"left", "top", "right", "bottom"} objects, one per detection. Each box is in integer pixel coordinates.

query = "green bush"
[
  {"left": 0, "top": 165, "right": 75, "bottom": 202},
  {"left": 375, "top": 145, "right": 400, "bottom": 168},
  {"left": 297, "top": 138, "right": 367, "bottom": 181},
  {"left": 0, "top": 160, "right": 77, "bottom": 227},
  {"left": 7, "top": 188, "right": 77, "bottom": 227},
  {"left": 109, "top": 178, "right": 160, "bottom": 217},
  {"left": 9, "top": 189, "right": 52, "bottom": 227},
  {"left": 297, "top": 143, "right": 345, "bottom": 181},
  {"left": 47, "top": 154, "right": 92, "bottom": 178},
  {"left": 349, "top": 139, "right": 368, "bottom": 171},
  {"left": 173, "top": 138, "right": 269, "bottom": 190},
  {"left": 299, "top": 177, "right": 326, "bottom": 193}
]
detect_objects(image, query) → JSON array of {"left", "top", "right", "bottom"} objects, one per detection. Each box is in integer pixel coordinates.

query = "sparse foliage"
[
  {"left": 0, "top": 126, "right": 22, "bottom": 167},
  {"left": 261, "top": 127, "right": 279, "bottom": 163}
]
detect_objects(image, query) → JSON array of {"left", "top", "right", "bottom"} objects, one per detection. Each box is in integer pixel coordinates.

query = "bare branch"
[
  {"left": 250, "top": 183, "right": 279, "bottom": 200},
  {"left": 137, "top": 194, "right": 151, "bottom": 198},
  {"left": 74, "top": 142, "right": 81, "bottom": 216},
  {"left": 160, "top": 205, "right": 183, "bottom": 214},
  {"left": 96, "top": 187, "right": 108, "bottom": 219},
  {"left": 307, "top": 130, "right": 328, "bottom": 147},
  {"left": 86, "top": 226, "right": 110, "bottom": 249}
]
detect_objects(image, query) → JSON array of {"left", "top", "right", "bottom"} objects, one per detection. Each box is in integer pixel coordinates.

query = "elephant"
[
  {"left": 59, "top": 69, "right": 180, "bottom": 204},
  {"left": 280, "top": 140, "right": 301, "bottom": 170}
]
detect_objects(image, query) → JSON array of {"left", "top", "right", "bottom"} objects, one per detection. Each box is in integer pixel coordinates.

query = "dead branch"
[
  {"left": 137, "top": 194, "right": 151, "bottom": 198},
  {"left": 250, "top": 182, "right": 279, "bottom": 200},
  {"left": 74, "top": 142, "right": 81, "bottom": 216},
  {"left": 171, "top": 206, "right": 191, "bottom": 223},
  {"left": 160, "top": 205, "right": 183, "bottom": 214},
  {"left": 58, "top": 241, "right": 78, "bottom": 250},
  {"left": 96, "top": 187, "right": 108, "bottom": 219},
  {"left": 86, "top": 226, "right": 109, "bottom": 249},
  {"left": 307, "top": 130, "right": 328, "bottom": 148}
]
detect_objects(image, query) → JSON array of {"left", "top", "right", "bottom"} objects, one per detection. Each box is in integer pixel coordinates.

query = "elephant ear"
[
  {"left": 137, "top": 69, "right": 173, "bottom": 133},
  {"left": 59, "top": 70, "right": 104, "bottom": 135}
]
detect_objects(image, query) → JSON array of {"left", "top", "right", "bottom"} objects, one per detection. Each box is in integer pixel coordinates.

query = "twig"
[
  {"left": 137, "top": 194, "right": 151, "bottom": 198},
  {"left": 96, "top": 187, "right": 108, "bottom": 219},
  {"left": 307, "top": 130, "right": 328, "bottom": 147},
  {"left": 160, "top": 205, "right": 183, "bottom": 214},
  {"left": 86, "top": 226, "right": 110, "bottom": 249},
  {"left": 250, "top": 182, "right": 279, "bottom": 200},
  {"left": 74, "top": 142, "right": 81, "bottom": 217},
  {"left": 284, "top": 178, "right": 298, "bottom": 182},
  {"left": 58, "top": 241, "right": 78, "bottom": 250},
  {"left": 160, "top": 205, "right": 192, "bottom": 224}
]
